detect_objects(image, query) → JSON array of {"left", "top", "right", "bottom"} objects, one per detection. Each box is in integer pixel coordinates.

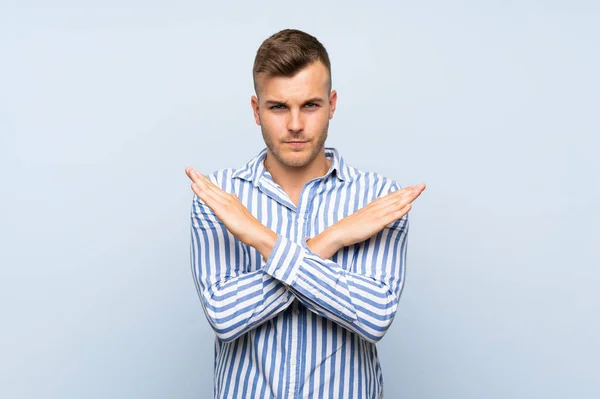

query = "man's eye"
[
  {"left": 270, "top": 105, "right": 285, "bottom": 110},
  {"left": 305, "top": 103, "right": 318, "bottom": 108}
]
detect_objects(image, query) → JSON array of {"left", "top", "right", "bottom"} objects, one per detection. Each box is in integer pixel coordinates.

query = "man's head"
[{"left": 251, "top": 29, "right": 337, "bottom": 170}]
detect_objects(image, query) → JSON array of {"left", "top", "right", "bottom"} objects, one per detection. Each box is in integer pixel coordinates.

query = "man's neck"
[{"left": 263, "top": 153, "right": 331, "bottom": 193}]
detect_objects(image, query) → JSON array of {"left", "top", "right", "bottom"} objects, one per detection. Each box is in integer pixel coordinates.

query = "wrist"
[
  {"left": 307, "top": 227, "right": 344, "bottom": 259},
  {"left": 249, "top": 224, "right": 278, "bottom": 261},
  {"left": 323, "top": 225, "right": 345, "bottom": 249}
]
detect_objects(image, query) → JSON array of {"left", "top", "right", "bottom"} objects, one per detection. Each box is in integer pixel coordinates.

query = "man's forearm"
[
  {"left": 251, "top": 223, "right": 341, "bottom": 262},
  {"left": 260, "top": 222, "right": 409, "bottom": 343}
]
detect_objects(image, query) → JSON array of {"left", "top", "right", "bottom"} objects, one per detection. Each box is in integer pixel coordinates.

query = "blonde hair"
[{"left": 252, "top": 29, "right": 332, "bottom": 94}]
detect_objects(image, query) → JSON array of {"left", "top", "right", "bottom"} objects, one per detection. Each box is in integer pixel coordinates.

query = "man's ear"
[
  {"left": 251, "top": 95, "right": 261, "bottom": 125},
  {"left": 328, "top": 89, "right": 338, "bottom": 119}
]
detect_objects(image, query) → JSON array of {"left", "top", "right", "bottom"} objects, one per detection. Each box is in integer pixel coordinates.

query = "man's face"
[{"left": 251, "top": 61, "right": 337, "bottom": 169}]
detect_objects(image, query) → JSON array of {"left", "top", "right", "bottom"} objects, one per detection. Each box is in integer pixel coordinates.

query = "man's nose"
[{"left": 287, "top": 109, "right": 304, "bottom": 133}]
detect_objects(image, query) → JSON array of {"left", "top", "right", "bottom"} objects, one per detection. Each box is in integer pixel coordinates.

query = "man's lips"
[{"left": 285, "top": 141, "right": 308, "bottom": 147}]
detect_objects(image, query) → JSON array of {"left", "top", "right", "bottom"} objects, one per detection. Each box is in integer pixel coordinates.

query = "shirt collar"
[{"left": 231, "top": 146, "right": 351, "bottom": 185}]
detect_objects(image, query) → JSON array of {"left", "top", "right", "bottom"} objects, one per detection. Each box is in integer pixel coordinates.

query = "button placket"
[{"left": 287, "top": 299, "right": 300, "bottom": 398}]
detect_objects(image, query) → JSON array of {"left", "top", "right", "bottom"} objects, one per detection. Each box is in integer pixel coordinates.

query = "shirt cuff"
[{"left": 262, "top": 234, "right": 305, "bottom": 286}]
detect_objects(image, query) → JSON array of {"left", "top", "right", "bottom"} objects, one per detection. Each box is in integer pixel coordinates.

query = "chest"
[{"left": 240, "top": 179, "right": 380, "bottom": 272}]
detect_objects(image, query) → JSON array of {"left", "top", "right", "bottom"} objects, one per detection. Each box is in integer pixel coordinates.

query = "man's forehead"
[
  {"left": 255, "top": 61, "right": 330, "bottom": 99},
  {"left": 257, "top": 81, "right": 329, "bottom": 101}
]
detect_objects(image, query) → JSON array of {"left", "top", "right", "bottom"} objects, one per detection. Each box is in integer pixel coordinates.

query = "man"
[{"left": 186, "top": 28, "right": 425, "bottom": 399}]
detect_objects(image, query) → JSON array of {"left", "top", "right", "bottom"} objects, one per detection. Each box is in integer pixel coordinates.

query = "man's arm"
[
  {"left": 261, "top": 182, "right": 411, "bottom": 343},
  {"left": 186, "top": 166, "right": 424, "bottom": 343},
  {"left": 190, "top": 194, "right": 292, "bottom": 343}
]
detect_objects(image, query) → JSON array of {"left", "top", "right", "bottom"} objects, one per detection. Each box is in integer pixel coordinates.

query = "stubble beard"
[{"left": 262, "top": 121, "right": 329, "bottom": 168}]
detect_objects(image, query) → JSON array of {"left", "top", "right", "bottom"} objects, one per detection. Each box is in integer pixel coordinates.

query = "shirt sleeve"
[
  {"left": 261, "top": 181, "right": 409, "bottom": 343},
  {"left": 190, "top": 193, "right": 293, "bottom": 343}
]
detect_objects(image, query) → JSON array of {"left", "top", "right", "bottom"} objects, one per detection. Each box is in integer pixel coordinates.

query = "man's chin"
[
  {"left": 281, "top": 158, "right": 311, "bottom": 168},
  {"left": 269, "top": 143, "right": 321, "bottom": 168},
  {"left": 278, "top": 153, "right": 313, "bottom": 168}
]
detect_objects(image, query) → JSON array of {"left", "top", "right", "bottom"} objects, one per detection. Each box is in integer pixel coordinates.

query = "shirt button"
[
  {"left": 290, "top": 358, "right": 296, "bottom": 366},
  {"left": 294, "top": 309, "right": 300, "bottom": 316},
  {"left": 275, "top": 269, "right": 282, "bottom": 277}
]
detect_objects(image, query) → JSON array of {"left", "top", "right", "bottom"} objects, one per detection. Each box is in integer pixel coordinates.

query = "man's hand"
[
  {"left": 185, "top": 167, "right": 278, "bottom": 258},
  {"left": 307, "top": 183, "right": 426, "bottom": 259}
]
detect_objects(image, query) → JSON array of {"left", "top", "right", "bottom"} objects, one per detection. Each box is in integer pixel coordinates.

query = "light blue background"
[{"left": 1, "top": 1, "right": 598, "bottom": 398}]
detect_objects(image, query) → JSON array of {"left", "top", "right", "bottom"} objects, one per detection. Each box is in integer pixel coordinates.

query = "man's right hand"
[{"left": 307, "top": 183, "right": 426, "bottom": 258}]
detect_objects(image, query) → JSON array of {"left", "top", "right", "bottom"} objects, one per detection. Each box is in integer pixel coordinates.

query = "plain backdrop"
[{"left": 1, "top": 1, "right": 598, "bottom": 398}]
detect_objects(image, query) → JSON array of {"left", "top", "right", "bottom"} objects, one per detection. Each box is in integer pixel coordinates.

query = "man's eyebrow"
[
  {"left": 264, "top": 100, "right": 288, "bottom": 106},
  {"left": 264, "top": 97, "right": 326, "bottom": 106},
  {"left": 303, "top": 97, "right": 325, "bottom": 104}
]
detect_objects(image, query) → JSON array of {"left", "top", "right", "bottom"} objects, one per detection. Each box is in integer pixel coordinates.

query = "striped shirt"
[{"left": 190, "top": 146, "right": 409, "bottom": 399}]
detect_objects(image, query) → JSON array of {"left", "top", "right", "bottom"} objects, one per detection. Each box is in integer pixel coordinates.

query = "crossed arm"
[{"left": 188, "top": 167, "right": 425, "bottom": 343}]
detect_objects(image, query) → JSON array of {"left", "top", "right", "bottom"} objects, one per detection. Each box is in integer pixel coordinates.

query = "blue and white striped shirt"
[{"left": 190, "top": 146, "right": 409, "bottom": 398}]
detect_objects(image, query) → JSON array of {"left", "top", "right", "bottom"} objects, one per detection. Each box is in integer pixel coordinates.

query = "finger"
[
  {"left": 393, "top": 187, "right": 423, "bottom": 209},
  {"left": 203, "top": 178, "right": 233, "bottom": 202},
  {"left": 383, "top": 203, "right": 412, "bottom": 226},
  {"left": 375, "top": 186, "right": 416, "bottom": 208},
  {"left": 185, "top": 167, "right": 196, "bottom": 181},
  {"left": 388, "top": 185, "right": 417, "bottom": 199},
  {"left": 191, "top": 170, "right": 233, "bottom": 201},
  {"left": 186, "top": 167, "right": 207, "bottom": 187},
  {"left": 187, "top": 169, "right": 228, "bottom": 203},
  {"left": 192, "top": 181, "right": 229, "bottom": 208},
  {"left": 394, "top": 203, "right": 412, "bottom": 218},
  {"left": 409, "top": 183, "right": 426, "bottom": 196},
  {"left": 408, "top": 186, "right": 424, "bottom": 201},
  {"left": 381, "top": 186, "right": 420, "bottom": 213},
  {"left": 363, "top": 187, "right": 408, "bottom": 214},
  {"left": 191, "top": 182, "right": 203, "bottom": 199},
  {"left": 186, "top": 167, "right": 212, "bottom": 186},
  {"left": 190, "top": 180, "right": 205, "bottom": 200},
  {"left": 390, "top": 183, "right": 426, "bottom": 202},
  {"left": 191, "top": 178, "right": 212, "bottom": 199}
]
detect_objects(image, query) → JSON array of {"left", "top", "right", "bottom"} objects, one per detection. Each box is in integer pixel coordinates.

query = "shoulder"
[{"left": 343, "top": 164, "right": 408, "bottom": 230}]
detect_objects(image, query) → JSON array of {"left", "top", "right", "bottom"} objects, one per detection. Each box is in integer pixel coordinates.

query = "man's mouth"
[{"left": 285, "top": 141, "right": 308, "bottom": 147}]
